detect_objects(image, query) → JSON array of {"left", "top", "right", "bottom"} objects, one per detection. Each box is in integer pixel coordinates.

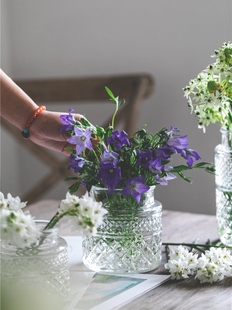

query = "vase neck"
[
  {"left": 220, "top": 128, "right": 232, "bottom": 147},
  {"left": 91, "top": 186, "right": 156, "bottom": 210}
]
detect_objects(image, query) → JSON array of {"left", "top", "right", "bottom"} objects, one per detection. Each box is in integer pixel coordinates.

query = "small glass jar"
[
  {"left": 82, "top": 186, "right": 162, "bottom": 273},
  {"left": 1, "top": 220, "right": 70, "bottom": 302},
  {"left": 215, "top": 127, "right": 232, "bottom": 246}
]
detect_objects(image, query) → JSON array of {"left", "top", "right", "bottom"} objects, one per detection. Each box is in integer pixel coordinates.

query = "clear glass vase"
[
  {"left": 82, "top": 186, "right": 162, "bottom": 273},
  {"left": 1, "top": 220, "right": 70, "bottom": 305},
  {"left": 215, "top": 128, "right": 232, "bottom": 246}
]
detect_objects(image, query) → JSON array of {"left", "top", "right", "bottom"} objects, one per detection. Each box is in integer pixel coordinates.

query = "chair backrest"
[{"left": 1, "top": 74, "right": 154, "bottom": 203}]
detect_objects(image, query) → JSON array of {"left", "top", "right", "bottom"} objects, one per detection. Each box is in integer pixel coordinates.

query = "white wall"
[
  {"left": 1, "top": 0, "right": 232, "bottom": 214},
  {"left": 1, "top": 0, "right": 22, "bottom": 196}
]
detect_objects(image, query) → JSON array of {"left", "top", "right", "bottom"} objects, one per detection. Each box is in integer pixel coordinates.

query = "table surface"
[{"left": 25, "top": 200, "right": 232, "bottom": 310}]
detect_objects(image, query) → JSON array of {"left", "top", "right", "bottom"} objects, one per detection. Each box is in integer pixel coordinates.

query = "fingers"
[
  {"left": 60, "top": 130, "right": 70, "bottom": 142},
  {"left": 60, "top": 141, "right": 74, "bottom": 156}
]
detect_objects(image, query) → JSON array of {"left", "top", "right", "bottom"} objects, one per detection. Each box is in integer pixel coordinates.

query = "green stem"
[
  {"left": 111, "top": 97, "right": 119, "bottom": 129},
  {"left": 43, "top": 210, "right": 73, "bottom": 231},
  {"left": 219, "top": 72, "right": 222, "bottom": 84}
]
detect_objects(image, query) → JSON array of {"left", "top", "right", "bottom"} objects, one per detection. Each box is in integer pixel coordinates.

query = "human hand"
[{"left": 29, "top": 110, "right": 84, "bottom": 155}]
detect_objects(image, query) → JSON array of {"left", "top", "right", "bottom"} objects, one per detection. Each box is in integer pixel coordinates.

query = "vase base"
[
  {"left": 83, "top": 259, "right": 162, "bottom": 274},
  {"left": 83, "top": 247, "right": 162, "bottom": 274}
]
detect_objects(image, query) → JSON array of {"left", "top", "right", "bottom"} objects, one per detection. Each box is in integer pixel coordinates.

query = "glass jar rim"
[{"left": 91, "top": 185, "right": 156, "bottom": 191}]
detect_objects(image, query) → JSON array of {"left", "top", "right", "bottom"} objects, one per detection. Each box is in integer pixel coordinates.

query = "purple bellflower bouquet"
[{"left": 60, "top": 87, "right": 214, "bottom": 208}]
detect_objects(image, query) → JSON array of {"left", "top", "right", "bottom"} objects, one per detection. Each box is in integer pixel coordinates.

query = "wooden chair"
[{"left": 1, "top": 74, "right": 154, "bottom": 203}]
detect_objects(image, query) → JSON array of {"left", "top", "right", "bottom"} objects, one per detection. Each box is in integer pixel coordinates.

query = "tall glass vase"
[
  {"left": 215, "top": 128, "right": 232, "bottom": 246},
  {"left": 1, "top": 220, "right": 70, "bottom": 309},
  {"left": 82, "top": 186, "right": 162, "bottom": 273}
]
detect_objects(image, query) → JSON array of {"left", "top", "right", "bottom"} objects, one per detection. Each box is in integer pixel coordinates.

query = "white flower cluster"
[
  {"left": 196, "top": 247, "right": 232, "bottom": 283},
  {"left": 0, "top": 192, "right": 41, "bottom": 248},
  {"left": 165, "top": 245, "right": 232, "bottom": 283},
  {"left": 183, "top": 41, "right": 232, "bottom": 132},
  {"left": 58, "top": 192, "right": 108, "bottom": 236},
  {"left": 164, "top": 245, "right": 198, "bottom": 280}
]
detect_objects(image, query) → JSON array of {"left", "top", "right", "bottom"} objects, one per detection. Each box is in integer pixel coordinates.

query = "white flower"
[
  {"left": 168, "top": 245, "right": 190, "bottom": 260},
  {"left": 79, "top": 193, "right": 108, "bottom": 224},
  {"left": 164, "top": 246, "right": 198, "bottom": 280},
  {"left": 58, "top": 191, "right": 80, "bottom": 214},
  {"left": 205, "top": 247, "right": 232, "bottom": 266},
  {"left": 183, "top": 41, "right": 232, "bottom": 131},
  {"left": 195, "top": 247, "right": 232, "bottom": 283},
  {"left": 0, "top": 192, "right": 7, "bottom": 209},
  {"left": 6, "top": 193, "right": 27, "bottom": 210},
  {"left": 0, "top": 192, "right": 27, "bottom": 211},
  {"left": 164, "top": 259, "right": 190, "bottom": 280},
  {"left": 196, "top": 256, "right": 224, "bottom": 283},
  {"left": 75, "top": 192, "right": 108, "bottom": 235},
  {"left": 165, "top": 245, "right": 232, "bottom": 283},
  {"left": 0, "top": 192, "right": 41, "bottom": 248},
  {"left": 57, "top": 192, "right": 108, "bottom": 236},
  {"left": 0, "top": 207, "right": 41, "bottom": 248}
]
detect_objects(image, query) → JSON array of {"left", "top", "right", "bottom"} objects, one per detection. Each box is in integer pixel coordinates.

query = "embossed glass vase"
[
  {"left": 1, "top": 220, "right": 70, "bottom": 304},
  {"left": 82, "top": 186, "right": 162, "bottom": 273},
  {"left": 215, "top": 128, "right": 232, "bottom": 246}
]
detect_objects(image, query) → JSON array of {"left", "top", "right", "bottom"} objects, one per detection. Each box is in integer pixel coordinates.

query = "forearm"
[
  {"left": 0, "top": 69, "right": 84, "bottom": 155},
  {"left": 0, "top": 69, "right": 38, "bottom": 130}
]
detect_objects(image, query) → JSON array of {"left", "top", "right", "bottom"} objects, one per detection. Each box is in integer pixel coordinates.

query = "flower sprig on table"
[
  {"left": 61, "top": 87, "right": 215, "bottom": 204},
  {"left": 0, "top": 191, "right": 107, "bottom": 248},
  {"left": 164, "top": 243, "right": 232, "bottom": 283},
  {"left": 183, "top": 41, "right": 232, "bottom": 132}
]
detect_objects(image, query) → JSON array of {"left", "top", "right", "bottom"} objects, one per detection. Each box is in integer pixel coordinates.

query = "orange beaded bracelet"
[{"left": 21, "top": 105, "right": 46, "bottom": 139}]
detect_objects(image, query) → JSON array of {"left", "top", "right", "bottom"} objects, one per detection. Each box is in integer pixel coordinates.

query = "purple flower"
[
  {"left": 67, "top": 127, "right": 93, "bottom": 155},
  {"left": 182, "top": 149, "right": 201, "bottom": 167},
  {"left": 136, "top": 149, "right": 152, "bottom": 168},
  {"left": 166, "top": 135, "right": 189, "bottom": 150},
  {"left": 155, "top": 135, "right": 189, "bottom": 160},
  {"left": 59, "top": 109, "right": 76, "bottom": 131},
  {"left": 165, "top": 126, "right": 181, "bottom": 136},
  {"left": 101, "top": 150, "right": 119, "bottom": 165},
  {"left": 155, "top": 173, "right": 176, "bottom": 186},
  {"left": 155, "top": 147, "right": 172, "bottom": 160},
  {"left": 97, "top": 162, "right": 121, "bottom": 194},
  {"left": 107, "top": 130, "right": 130, "bottom": 150},
  {"left": 121, "top": 177, "right": 149, "bottom": 203},
  {"left": 149, "top": 159, "right": 174, "bottom": 185},
  {"left": 149, "top": 158, "right": 163, "bottom": 173},
  {"left": 68, "top": 155, "right": 85, "bottom": 173}
]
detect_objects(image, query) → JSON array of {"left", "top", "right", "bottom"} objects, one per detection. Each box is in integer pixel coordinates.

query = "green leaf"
[
  {"left": 177, "top": 172, "right": 193, "bottom": 183},
  {"left": 224, "top": 47, "right": 232, "bottom": 64},
  {"left": 87, "top": 150, "right": 97, "bottom": 161},
  {"left": 64, "top": 147, "right": 75, "bottom": 151},
  {"left": 105, "top": 86, "right": 117, "bottom": 103},
  {"left": 194, "top": 162, "right": 213, "bottom": 167},
  {"left": 65, "top": 176, "right": 78, "bottom": 181},
  {"left": 96, "top": 126, "right": 105, "bottom": 138},
  {"left": 207, "top": 80, "right": 218, "bottom": 93},
  {"left": 171, "top": 165, "right": 192, "bottom": 173},
  {"left": 119, "top": 99, "right": 125, "bottom": 107},
  {"left": 204, "top": 166, "right": 216, "bottom": 174},
  {"left": 105, "top": 126, "right": 113, "bottom": 139},
  {"left": 81, "top": 118, "right": 92, "bottom": 127},
  {"left": 68, "top": 181, "right": 81, "bottom": 194},
  {"left": 171, "top": 162, "right": 215, "bottom": 175}
]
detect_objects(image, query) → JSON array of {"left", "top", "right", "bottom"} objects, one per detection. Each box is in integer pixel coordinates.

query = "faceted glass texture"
[
  {"left": 1, "top": 221, "right": 70, "bottom": 301},
  {"left": 215, "top": 128, "right": 232, "bottom": 246},
  {"left": 82, "top": 186, "right": 162, "bottom": 273}
]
